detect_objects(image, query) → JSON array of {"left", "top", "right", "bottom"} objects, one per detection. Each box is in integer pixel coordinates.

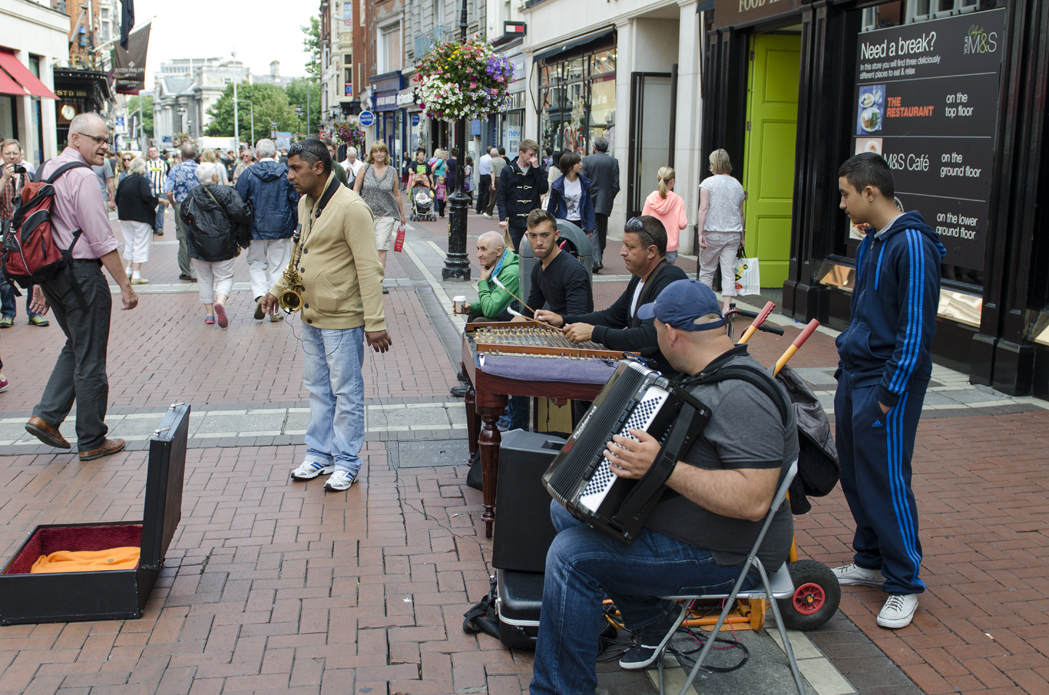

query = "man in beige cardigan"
[{"left": 261, "top": 139, "right": 392, "bottom": 492}]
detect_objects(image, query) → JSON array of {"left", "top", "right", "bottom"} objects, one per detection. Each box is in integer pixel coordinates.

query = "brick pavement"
[{"left": 0, "top": 203, "right": 1046, "bottom": 694}]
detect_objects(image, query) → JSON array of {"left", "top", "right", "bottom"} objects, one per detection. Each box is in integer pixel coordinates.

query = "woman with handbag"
[
  {"left": 353, "top": 141, "right": 407, "bottom": 294},
  {"left": 180, "top": 162, "right": 253, "bottom": 327},
  {"left": 697, "top": 149, "right": 747, "bottom": 313}
]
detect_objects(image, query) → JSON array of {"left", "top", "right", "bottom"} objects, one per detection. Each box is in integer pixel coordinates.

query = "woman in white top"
[
  {"left": 545, "top": 151, "right": 595, "bottom": 235},
  {"left": 698, "top": 148, "right": 747, "bottom": 312}
]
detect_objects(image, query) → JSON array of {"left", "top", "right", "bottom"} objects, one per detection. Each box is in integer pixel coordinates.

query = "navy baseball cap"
[{"left": 637, "top": 279, "right": 727, "bottom": 331}]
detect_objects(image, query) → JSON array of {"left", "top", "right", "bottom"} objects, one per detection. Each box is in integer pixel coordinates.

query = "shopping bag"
[
  {"left": 393, "top": 224, "right": 406, "bottom": 252},
  {"left": 734, "top": 256, "right": 761, "bottom": 296}
]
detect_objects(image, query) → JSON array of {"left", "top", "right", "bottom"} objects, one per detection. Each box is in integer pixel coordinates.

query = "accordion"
[{"left": 542, "top": 360, "right": 711, "bottom": 544}]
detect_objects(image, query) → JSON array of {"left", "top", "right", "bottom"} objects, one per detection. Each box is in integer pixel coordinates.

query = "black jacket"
[
  {"left": 581, "top": 152, "right": 621, "bottom": 216},
  {"left": 562, "top": 260, "right": 687, "bottom": 374},
  {"left": 115, "top": 174, "right": 158, "bottom": 225},
  {"left": 180, "top": 184, "right": 253, "bottom": 262},
  {"left": 496, "top": 160, "right": 548, "bottom": 227}
]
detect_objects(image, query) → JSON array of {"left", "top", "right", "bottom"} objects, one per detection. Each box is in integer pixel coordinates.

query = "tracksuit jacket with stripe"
[
  {"left": 836, "top": 210, "right": 946, "bottom": 407},
  {"left": 833, "top": 210, "right": 946, "bottom": 596}
]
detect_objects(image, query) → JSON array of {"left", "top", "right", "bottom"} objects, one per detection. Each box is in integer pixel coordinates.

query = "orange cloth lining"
[{"left": 29, "top": 547, "right": 141, "bottom": 573}]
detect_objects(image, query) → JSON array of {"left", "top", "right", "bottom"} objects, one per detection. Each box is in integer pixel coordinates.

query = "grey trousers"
[
  {"left": 34, "top": 261, "right": 112, "bottom": 452},
  {"left": 172, "top": 200, "right": 196, "bottom": 278}
]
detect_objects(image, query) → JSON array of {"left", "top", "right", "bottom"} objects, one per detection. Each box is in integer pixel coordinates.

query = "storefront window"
[{"left": 538, "top": 43, "right": 617, "bottom": 155}]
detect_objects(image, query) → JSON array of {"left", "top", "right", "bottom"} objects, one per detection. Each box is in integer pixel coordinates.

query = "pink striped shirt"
[{"left": 39, "top": 148, "right": 118, "bottom": 260}]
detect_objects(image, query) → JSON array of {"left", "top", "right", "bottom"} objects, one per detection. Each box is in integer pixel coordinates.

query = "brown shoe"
[
  {"left": 25, "top": 416, "right": 71, "bottom": 449},
  {"left": 79, "top": 438, "right": 126, "bottom": 461}
]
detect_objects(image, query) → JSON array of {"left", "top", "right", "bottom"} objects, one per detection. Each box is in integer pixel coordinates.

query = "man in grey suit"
[{"left": 581, "top": 138, "right": 620, "bottom": 272}]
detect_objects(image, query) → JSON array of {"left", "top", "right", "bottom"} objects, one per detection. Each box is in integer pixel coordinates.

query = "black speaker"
[{"left": 492, "top": 430, "right": 565, "bottom": 573}]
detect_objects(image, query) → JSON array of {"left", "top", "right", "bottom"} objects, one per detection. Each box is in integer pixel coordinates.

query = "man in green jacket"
[
  {"left": 450, "top": 231, "right": 520, "bottom": 399},
  {"left": 466, "top": 231, "right": 519, "bottom": 321}
]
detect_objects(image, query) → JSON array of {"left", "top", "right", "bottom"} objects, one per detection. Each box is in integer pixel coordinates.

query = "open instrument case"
[{"left": 0, "top": 404, "right": 190, "bottom": 625}]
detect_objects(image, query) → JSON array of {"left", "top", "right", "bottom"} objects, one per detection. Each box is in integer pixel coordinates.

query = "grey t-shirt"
[
  {"left": 93, "top": 160, "right": 114, "bottom": 200},
  {"left": 645, "top": 347, "right": 798, "bottom": 570}
]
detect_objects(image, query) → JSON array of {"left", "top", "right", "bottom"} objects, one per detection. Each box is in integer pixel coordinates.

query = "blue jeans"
[
  {"left": 529, "top": 502, "right": 757, "bottom": 695},
  {"left": 301, "top": 324, "right": 366, "bottom": 476},
  {"left": 154, "top": 201, "right": 166, "bottom": 233},
  {"left": 0, "top": 277, "right": 41, "bottom": 319},
  {"left": 497, "top": 395, "right": 529, "bottom": 430}
]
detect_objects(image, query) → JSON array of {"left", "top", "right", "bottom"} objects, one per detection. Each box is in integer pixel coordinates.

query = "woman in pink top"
[{"left": 641, "top": 166, "right": 687, "bottom": 264}]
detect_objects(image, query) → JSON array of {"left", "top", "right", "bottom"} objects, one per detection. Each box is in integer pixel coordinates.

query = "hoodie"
[
  {"left": 641, "top": 190, "right": 687, "bottom": 252},
  {"left": 835, "top": 210, "right": 947, "bottom": 407},
  {"left": 234, "top": 159, "right": 300, "bottom": 240}
]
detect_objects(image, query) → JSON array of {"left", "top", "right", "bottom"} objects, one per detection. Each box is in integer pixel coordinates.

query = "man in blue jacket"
[
  {"left": 235, "top": 138, "right": 300, "bottom": 322},
  {"left": 832, "top": 152, "right": 946, "bottom": 629}
]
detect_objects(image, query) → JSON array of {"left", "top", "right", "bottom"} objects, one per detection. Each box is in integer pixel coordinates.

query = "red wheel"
[
  {"left": 777, "top": 560, "right": 840, "bottom": 630},
  {"left": 792, "top": 582, "right": 826, "bottom": 615}
]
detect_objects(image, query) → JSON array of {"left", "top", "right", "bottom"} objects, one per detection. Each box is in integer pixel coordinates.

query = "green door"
[{"left": 743, "top": 33, "right": 801, "bottom": 288}]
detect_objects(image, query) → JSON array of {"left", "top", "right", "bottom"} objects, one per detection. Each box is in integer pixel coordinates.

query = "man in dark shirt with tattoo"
[{"left": 520, "top": 210, "right": 593, "bottom": 318}]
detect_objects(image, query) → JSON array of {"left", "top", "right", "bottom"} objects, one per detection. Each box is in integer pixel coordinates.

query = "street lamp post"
[
  {"left": 232, "top": 50, "right": 240, "bottom": 149},
  {"left": 295, "top": 105, "right": 303, "bottom": 139},
  {"left": 237, "top": 99, "right": 255, "bottom": 147},
  {"left": 441, "top": 0, "right": 471, "bottom": 281}
]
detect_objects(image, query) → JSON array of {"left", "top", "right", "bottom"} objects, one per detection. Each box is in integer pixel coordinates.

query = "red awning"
[
  {"left": 0, "top": 51, "right": 57, "bottom": 99},
  {"left": 0, "top": 66, "right": 26, "bottom": 97}
]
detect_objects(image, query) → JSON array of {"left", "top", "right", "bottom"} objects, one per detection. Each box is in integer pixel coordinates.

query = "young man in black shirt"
[
  {"left": 520, "top": 210, "right": 593, "bottom": 317},
  {"left": 535, "top": 215, "right": 687, "bottom": 374}
]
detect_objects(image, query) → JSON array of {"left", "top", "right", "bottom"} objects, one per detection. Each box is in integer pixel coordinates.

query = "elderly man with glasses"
[{"left": 23, "top": 113, "right": 139, "bottom": 462}]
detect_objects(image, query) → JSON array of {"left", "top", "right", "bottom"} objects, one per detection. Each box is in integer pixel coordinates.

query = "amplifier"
[{"left": 492, "top": 430, "right": 566, "bottom": 573}]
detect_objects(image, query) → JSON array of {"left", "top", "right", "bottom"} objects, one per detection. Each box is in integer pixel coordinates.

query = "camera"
[{"left": 13, "top": 164, "right": 27, "bottom": 175}]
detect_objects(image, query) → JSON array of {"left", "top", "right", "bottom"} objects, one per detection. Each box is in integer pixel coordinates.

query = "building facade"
[
  {"left": 522, "top": 0, "right": 705, "bottom": 250},
  {"left": 152, "top": 57, "right": 249, "bottom": 146},
  {"left": 0, "top": 0, "right": 66, "bottom": 164}
]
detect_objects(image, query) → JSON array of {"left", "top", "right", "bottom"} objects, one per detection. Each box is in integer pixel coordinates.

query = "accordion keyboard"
[{"left": 578, "top": 386, "right": 669, "bottom": 512}]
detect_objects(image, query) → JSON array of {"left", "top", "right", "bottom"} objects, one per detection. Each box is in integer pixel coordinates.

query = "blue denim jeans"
[
  {"left": 301, "top": 324, "right": 366, "bottom": 476},
  {"left": 529, "top": 501, "right": 757, "bottom": 695},
  {"left": 1, "top": 277, "right": 41, "bottom": 319},
  {"left": 154, "top": 201, "right": 166, "bottom": 233}
]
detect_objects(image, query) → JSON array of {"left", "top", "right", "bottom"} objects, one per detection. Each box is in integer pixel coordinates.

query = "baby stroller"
[{"left": 409, "top": 180, "right": 437, "bottom": 222}]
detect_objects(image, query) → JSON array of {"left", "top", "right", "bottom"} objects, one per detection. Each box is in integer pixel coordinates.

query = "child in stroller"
[{"left": 407, "top": 150, "right": 438, "bottom": 222}]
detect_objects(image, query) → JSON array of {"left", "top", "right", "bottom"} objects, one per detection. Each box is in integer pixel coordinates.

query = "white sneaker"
[
  {"left": 324, "top": 469, "right": 358, "bottom": 491},
  {"left": 482, "top": 213, "right": 491, "bottom": 219},
  {"left": 878, "top": 594, "right": 918, "bottom": 629},
  {"left": 832, "top": 563, "right": 885, "bottom": 587},
  {"left": 270, "top": 313, "right": 284, "bottom": 322},
  {"left": 290, "top": 460, "right": 335, "bottom": 481}
]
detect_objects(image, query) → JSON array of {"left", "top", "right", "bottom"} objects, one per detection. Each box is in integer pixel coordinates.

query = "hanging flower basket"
[
  {"left": 334, "top": 122, "right": 366, "bottom": 152},
  {"left": 173, "top": 132, "right": 193, "bottom": 149},
  {"left": 415, "top": 39, "right": 513, "bottom": 122}
]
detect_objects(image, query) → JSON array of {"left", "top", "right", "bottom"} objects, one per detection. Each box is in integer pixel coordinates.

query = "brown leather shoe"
[
  {"left": 79, "top": 438, "right": 126, "bottom": 461},
  {"left": 25, "top": 416, "right": 71, "bottom": 449}
]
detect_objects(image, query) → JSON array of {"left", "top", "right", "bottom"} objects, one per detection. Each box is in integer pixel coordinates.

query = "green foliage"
[
  {"left": 285, "top": 78, "right": 322, "bottom": 135},
  {"left": 126, "top": 95, "right": 154, "bottom": 137},
  {"left": 302, "top": 17, "right": 321, "bottom": 80},
  {"left": 204, "top": 82, "right": 299, "bottom": 140}
]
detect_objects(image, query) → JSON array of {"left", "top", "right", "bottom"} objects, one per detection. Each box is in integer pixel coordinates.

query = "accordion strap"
[{"left": 611, "top": 401, "right": 698, "bottom": 528}]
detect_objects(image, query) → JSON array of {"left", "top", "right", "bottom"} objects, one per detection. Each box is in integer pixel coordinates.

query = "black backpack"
[{"left": 686, "top": 363, "right": 840, "bottom": 514}]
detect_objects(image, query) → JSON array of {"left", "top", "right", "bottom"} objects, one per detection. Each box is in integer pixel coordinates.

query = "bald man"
[
  {"left": 450, "top": 231, "right": 521, "bottom": 400},
  {"left": 25, "top": 113, "right": 138, "bottom": 462}
]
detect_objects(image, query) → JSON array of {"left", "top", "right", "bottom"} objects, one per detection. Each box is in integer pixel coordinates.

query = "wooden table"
[{"left": 460, "top": 324, "right": 621, "bottom": 538}]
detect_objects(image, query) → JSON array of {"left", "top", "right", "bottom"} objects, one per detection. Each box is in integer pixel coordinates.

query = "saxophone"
[{"left": 277, "top": 225, "right": 306, "bottom": 313}]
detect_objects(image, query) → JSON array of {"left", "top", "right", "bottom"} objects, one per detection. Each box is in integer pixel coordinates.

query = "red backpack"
[{"left": 1, "top": 162, "right": 89, "bottom": 289}]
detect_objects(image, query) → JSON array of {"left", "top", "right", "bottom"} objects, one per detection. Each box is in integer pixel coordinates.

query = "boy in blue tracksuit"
[{"left": 832, "top": 153, "right": 946, "bottom": 629}]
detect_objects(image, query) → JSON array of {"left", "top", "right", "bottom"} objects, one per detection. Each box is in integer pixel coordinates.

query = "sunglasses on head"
[{"left": 625, "top": 217, "right": 644, "bottom": 232}]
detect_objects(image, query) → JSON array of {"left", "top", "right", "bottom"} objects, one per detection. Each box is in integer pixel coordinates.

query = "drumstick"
[
  {"left": 492, "top": 276, "right": 537, "bottom": 315},
  {"left": 506, "top": 305, "right": 560, "bottom": 332},
  {"left": 737, "top": 301, "right": 776, "bottom": 345},
  {"left": 772, "top": 319, "right": 820, "bottom": 376}
]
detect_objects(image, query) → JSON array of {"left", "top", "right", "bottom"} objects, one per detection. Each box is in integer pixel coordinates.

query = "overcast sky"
[{"left": 135, "top": 0, "right": 317, "bottom": 89}]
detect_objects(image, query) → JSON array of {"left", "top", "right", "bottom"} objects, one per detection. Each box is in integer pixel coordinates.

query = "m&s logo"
[{"left": 964, "top": 25, "right": 998, "bottom": 55}]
